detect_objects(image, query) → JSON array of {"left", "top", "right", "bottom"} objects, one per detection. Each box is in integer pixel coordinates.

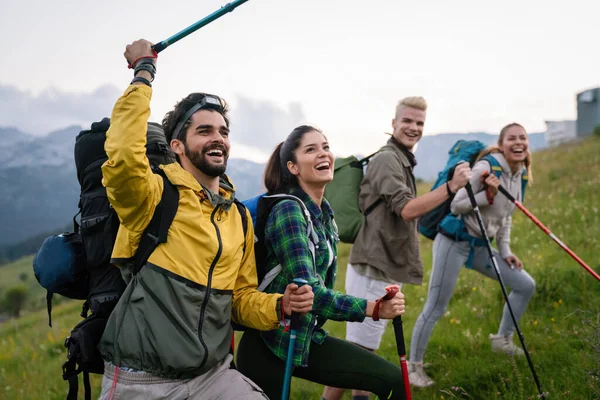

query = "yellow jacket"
[{"left": 99, "top": 84, "right": 281, "bottom": 378}]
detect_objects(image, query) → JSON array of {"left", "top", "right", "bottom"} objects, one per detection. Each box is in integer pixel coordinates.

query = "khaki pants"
[{"left": 99, "top": 354, "right": 268, "bottom": 400}]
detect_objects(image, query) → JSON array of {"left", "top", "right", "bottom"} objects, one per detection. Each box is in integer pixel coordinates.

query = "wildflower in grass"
[
  {"left": 553, "top": 301, "right": 560, "bottom": 309},
  {"left": 472, "top": 287, "right": 477, "bottom": 291}
]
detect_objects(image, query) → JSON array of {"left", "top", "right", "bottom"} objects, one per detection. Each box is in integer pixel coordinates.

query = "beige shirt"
[{"left": 348, "top": 138, "right": 423, "bottom": 285}]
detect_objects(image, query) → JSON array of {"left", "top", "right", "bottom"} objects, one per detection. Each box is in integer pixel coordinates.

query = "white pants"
[{"left": 345, "top": 264, "right": 401, "bottom": 350}]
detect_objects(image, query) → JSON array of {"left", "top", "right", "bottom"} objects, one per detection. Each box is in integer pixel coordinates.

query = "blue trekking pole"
[
  {"left": 281, "top": 278, "right": 308, "bottom": 400},
  {"left": 151, "top": 0, "right": 250, "bottom": 53}
]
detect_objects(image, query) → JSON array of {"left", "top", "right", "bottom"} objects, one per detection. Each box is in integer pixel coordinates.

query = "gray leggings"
[{"left": 410, "top": 234, "right": 536, "bottom": 362}]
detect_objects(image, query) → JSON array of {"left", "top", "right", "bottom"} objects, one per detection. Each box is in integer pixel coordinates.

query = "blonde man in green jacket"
[{"left": 99, "top": 39, "right": 314, "bottom": 400}]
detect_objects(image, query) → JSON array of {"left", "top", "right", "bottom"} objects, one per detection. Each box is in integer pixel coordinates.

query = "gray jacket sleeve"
[
  {"left": 451, "top": 160, "right": 492, "bottom": 214},
  {"left": 366, "top": 151, "right": 414, "bottom": 217},
  {"left": 496, "top": 215, "right": 513, "bottom": 259}
]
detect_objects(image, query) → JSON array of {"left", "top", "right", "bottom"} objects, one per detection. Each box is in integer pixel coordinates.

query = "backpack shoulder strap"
[
  {"left": 521, "top": 167, "right": 528, "bottom": 202},
  {"left": 481, "top": 154, "right": 503, "bottom": 179},
  {"left": 133, "top": 167, "right": 179, "bottom": 275},
  {"left": 482, "top": 154, "right": 528, "bottom": 201},
  {"left": 358, "top": 149, "right": 382, "bottom": 165},
  {"left": 264, "top": 194, "right": 317, "bottom": 245},
  {"left": 234, "top": 199, "right": 248, "bottom": 254},
  {"left": 256, "top": 194, "right": 319, "bottom": 292}
]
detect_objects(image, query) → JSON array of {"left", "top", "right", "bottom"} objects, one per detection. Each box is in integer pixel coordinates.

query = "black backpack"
[{"left": 34, "top": 118, "right": 180, "bottom": 400}]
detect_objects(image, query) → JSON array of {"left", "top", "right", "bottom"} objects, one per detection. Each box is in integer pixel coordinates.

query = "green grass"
[
  {"left": 1, "top": 137, "right": 600, "bottom": 399},
  {"left": 0, "top": 255, "right": 58, "bottom": 313}
]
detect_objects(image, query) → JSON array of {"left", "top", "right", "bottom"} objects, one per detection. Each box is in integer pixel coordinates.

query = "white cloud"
[
  {"left": 229, "top": 95, "right": 307, "bottom": 152},
  {"left": 0, "top": 84, "right": 121, "bottom": 135},
  {"left": 0, "top": 84, "right": 308, "bottom": 162}
]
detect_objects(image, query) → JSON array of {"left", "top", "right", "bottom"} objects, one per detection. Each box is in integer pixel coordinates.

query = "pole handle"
[
  {"left": 389, "top": 292, "right": 412, "bottom": 400},
  {"left": 382, "top": 285, "right": 398, "bottom": 300},
  {"left": 289, "top": 278, "right": 308, "bottom": 330},
  {"left": 152, "top": 42, "right": 167, "bottom": 53},
  {"left": 465, "top": 182, "right": 477, "bottom": 207}
]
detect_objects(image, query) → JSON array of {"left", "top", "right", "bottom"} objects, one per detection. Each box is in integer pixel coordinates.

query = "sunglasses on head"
[{"left": 172, "top": 94, "right": 224, "bottom": 141}]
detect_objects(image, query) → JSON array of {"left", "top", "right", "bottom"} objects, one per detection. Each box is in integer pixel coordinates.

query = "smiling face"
[
  {"left": 499, "top": 124, "right": 529, "bottom": 167},
  {"left": 171, "top": 109, "right": 230, "bottom": 177},
  {"left": 286, "top": 130, "right": 334, "bottom": 188},
  {"left": 391, "top": 106, "right": 426, "bottom": 150}
]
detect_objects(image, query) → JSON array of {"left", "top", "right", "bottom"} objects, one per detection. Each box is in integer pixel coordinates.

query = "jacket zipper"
[{"left": 197, "top": 207, "right": 223, "bottom": 369}]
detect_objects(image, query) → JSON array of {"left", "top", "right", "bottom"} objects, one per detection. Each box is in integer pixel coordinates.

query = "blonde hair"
[
  {"left": 395, "top": 96, "right": 428, "bottom": 117},
  {"left": 475, "top": 122, "right": 533, "bottom": 183}
]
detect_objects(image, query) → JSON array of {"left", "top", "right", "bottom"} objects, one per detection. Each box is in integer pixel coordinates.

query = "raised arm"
[
  {"left": 367, "top": 151, "right": 471, "bottom": 222},
  {"left": 101, "top": 40, "right": 162, "bottom": 233}
]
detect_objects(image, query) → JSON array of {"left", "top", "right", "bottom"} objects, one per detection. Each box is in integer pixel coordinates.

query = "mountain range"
[{"left": 0, "top": 125, "right": 547, "bottom": 248}]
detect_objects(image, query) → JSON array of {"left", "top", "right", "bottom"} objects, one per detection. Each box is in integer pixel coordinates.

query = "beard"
[{"left": 184, "top": 143, "right": 229, "bottom": 177}]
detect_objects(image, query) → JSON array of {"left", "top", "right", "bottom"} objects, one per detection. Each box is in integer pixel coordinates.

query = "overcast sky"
[{"left": 1, "top": 0, "right": 598, "bottom": 161}]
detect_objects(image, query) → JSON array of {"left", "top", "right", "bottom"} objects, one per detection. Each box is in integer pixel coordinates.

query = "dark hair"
[
  {"left": 264, "top": 125, "right": 324, "bottom": 194},
  {"left": 162, "top": 92, "right": 230, "bottom": 145}
]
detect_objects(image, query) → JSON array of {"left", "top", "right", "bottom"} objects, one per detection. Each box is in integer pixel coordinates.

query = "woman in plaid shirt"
[{"left": 236, "top": 125, "right": 408, "bottom": 399}]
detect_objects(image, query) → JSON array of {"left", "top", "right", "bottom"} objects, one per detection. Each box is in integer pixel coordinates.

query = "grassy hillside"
[{"left": 1, "top": 136, "right": 599, "bottom": 399}]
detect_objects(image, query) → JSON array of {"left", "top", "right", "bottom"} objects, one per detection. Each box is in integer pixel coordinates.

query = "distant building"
[
  {"left": 576, "top": 87, "right": 600, "bottom": 137},
  {"left": 544, "top": 120, "right": 577, "bottom": 147},
  {"left": 544, "top": 86, "right": 600, "bottom": 146}
]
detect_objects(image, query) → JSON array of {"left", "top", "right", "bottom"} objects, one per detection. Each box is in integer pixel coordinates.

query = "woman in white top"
[{"left": 408, "top": 123, "right": 536, "bottom": 387}]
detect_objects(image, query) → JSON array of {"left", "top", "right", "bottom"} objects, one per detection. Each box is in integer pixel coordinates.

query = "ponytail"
[{"left": 264, "top": 142, "right": 289, "bottom": 194}]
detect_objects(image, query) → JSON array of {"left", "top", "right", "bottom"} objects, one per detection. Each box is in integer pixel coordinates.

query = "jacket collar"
[
  {"left": 490, "top": 152, "right": 523, "bottom": 179},
  {"left": 161, "top": 162, "right": 236, "bottom": 210},
  {"left": 387, "top": 136, "right": 417, "bottom": 168}
]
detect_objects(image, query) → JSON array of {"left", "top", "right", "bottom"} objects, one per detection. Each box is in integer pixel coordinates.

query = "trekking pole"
[
  {"left": 151, "top": 0, "right": 250, "bottom": 53},
  {"left": 281, "top": 278, "right": 308, "bottom": 400},
  {"left": 497, "top": 185, "right": 600, "bottom": 283},
  {"left": 465, "top": 183, "right": 545, "bottom": 398},
  {"left": 379, "top": 286, "right": 412, "bottom": 400}
]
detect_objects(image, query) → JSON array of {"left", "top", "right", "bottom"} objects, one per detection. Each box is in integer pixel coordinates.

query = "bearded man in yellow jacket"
[{"left": 98, "top": 39, "right": 314, "bottom": 400}]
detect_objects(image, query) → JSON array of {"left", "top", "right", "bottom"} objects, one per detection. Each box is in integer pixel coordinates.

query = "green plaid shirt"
[{"left": 259, "top": 188, "right": 367, "bottom": 367}]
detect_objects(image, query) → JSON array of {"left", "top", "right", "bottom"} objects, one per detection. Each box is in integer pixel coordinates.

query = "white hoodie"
[{"left": 451, "top": 152, "right": 524, "bottom": 259}]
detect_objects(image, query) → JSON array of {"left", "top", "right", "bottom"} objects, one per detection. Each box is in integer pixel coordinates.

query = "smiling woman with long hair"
[
  {"left": 236, "top": 125, "right": 408, "bottom": 400},
  {"left": 408, "top": 123, "right": 536, "bottom": 387}
]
